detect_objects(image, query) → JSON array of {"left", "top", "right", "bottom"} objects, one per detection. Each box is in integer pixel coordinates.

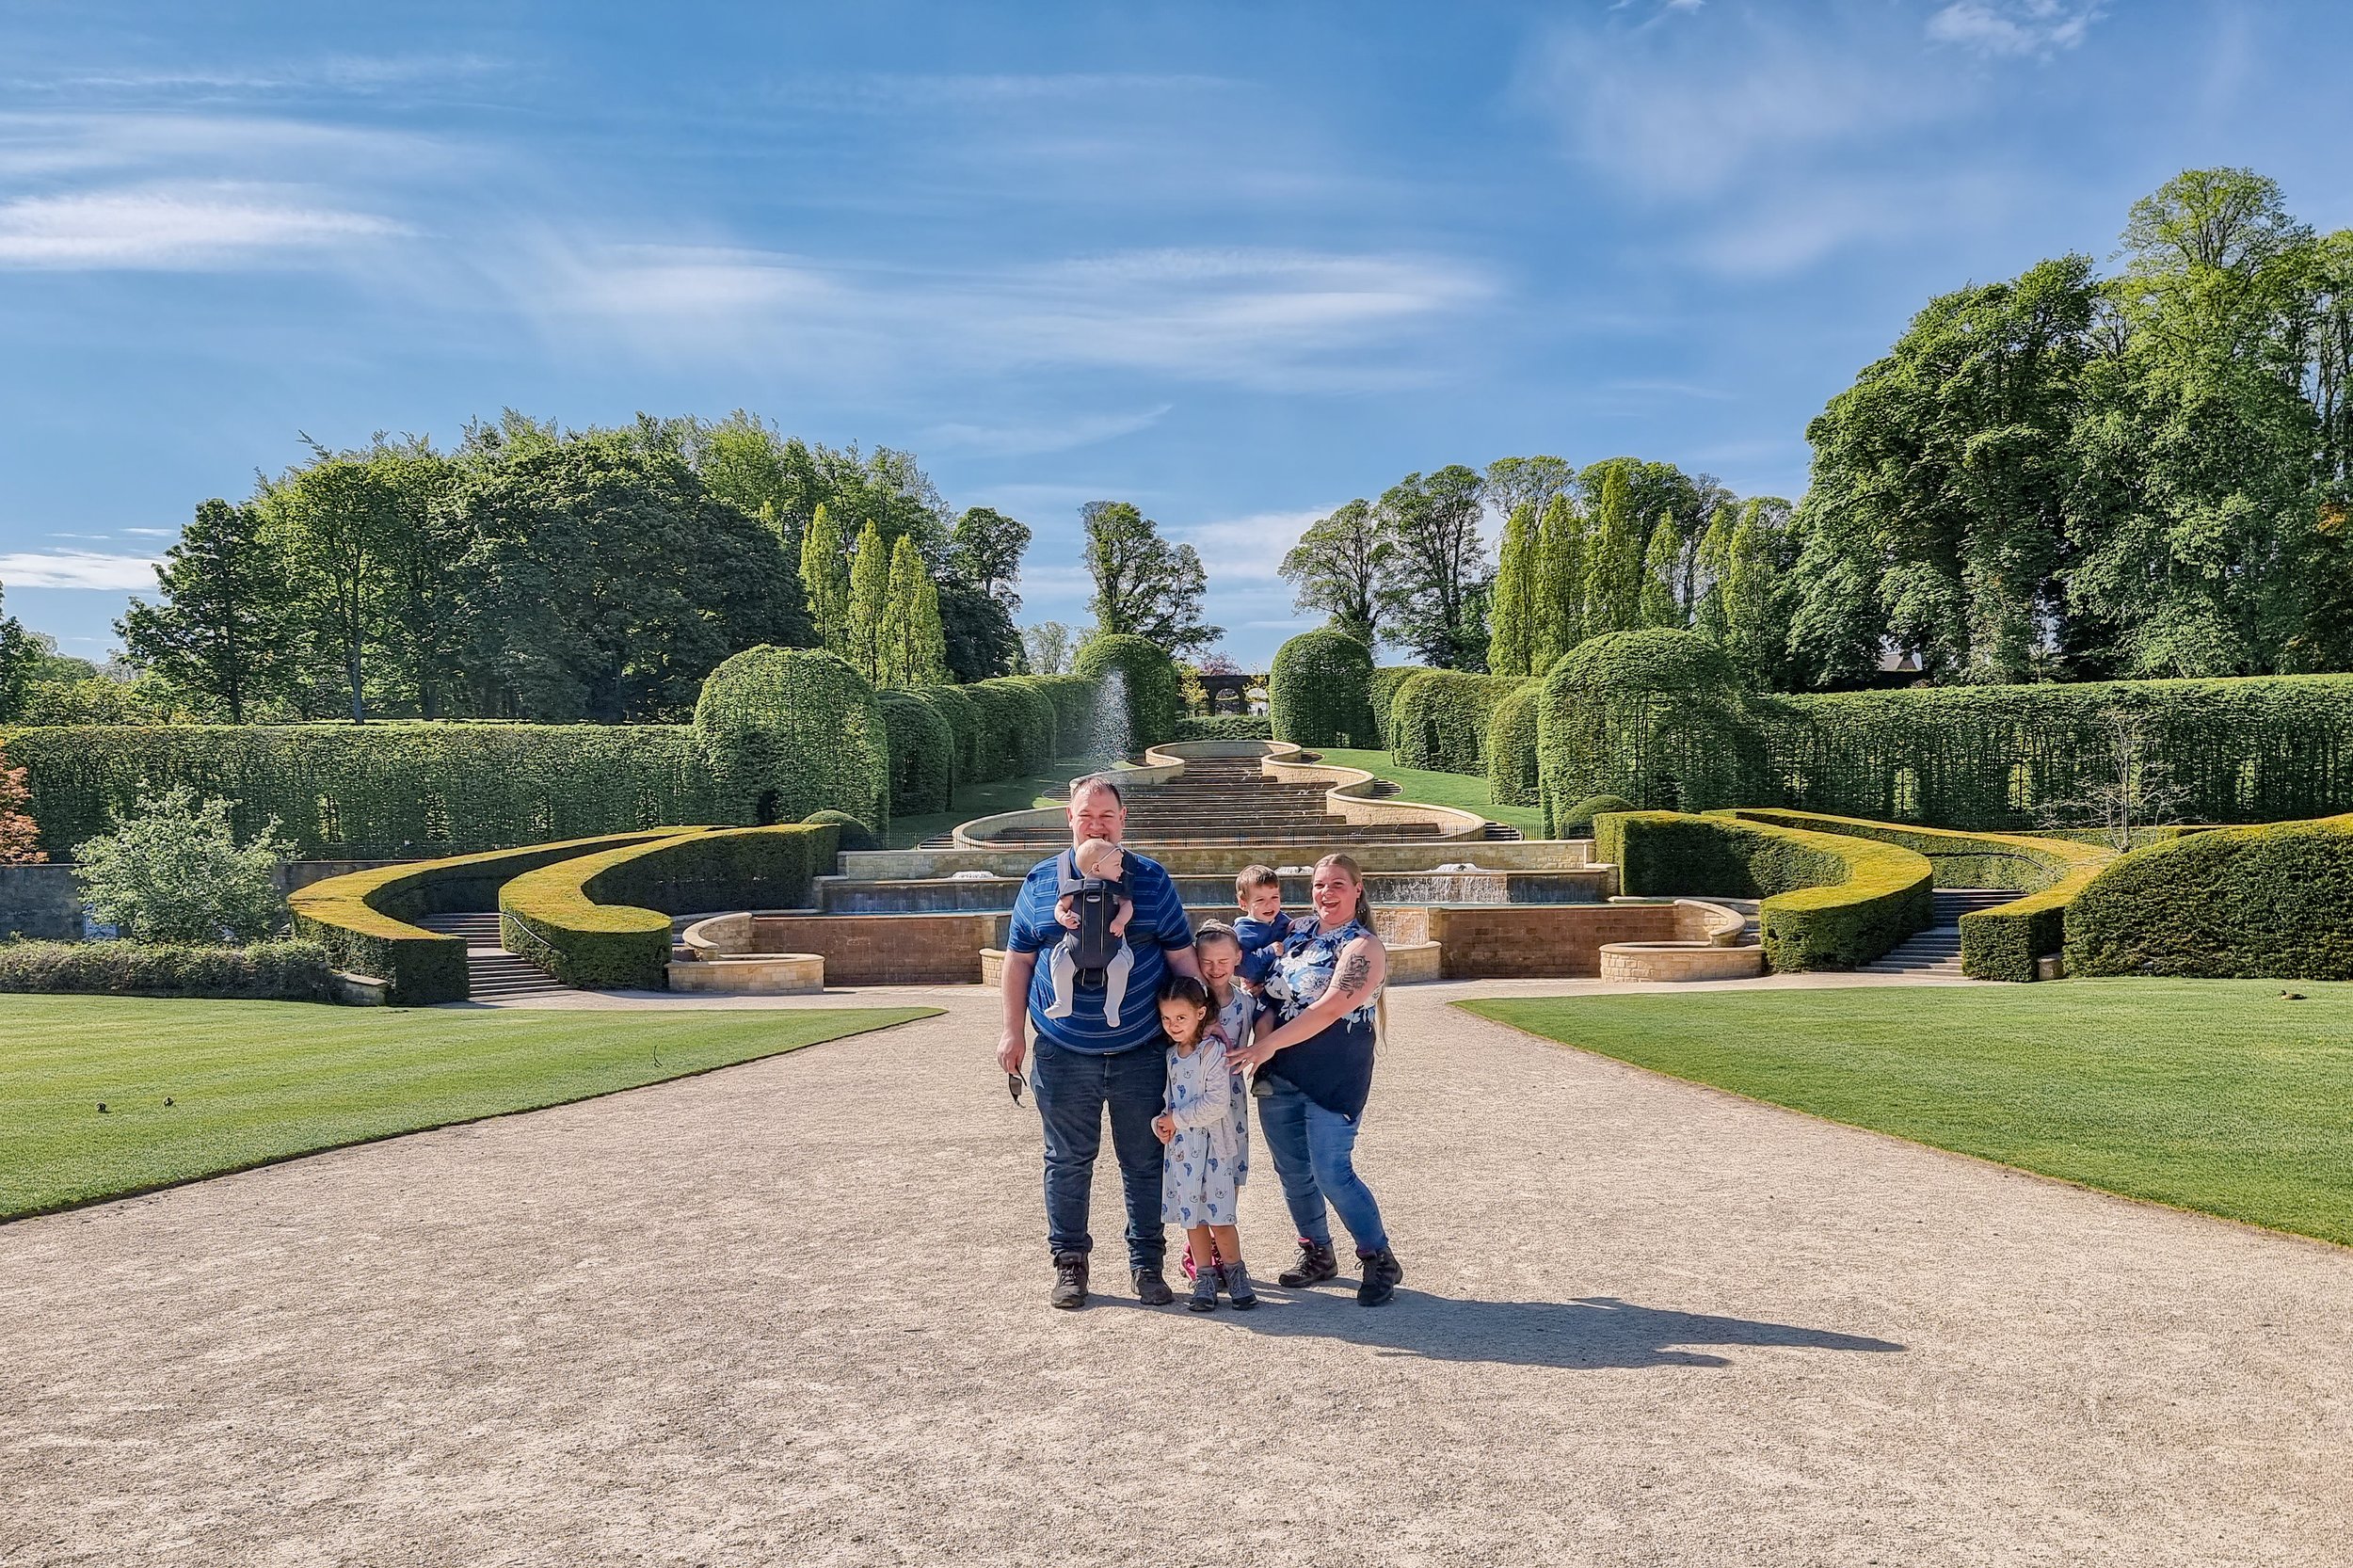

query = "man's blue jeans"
[
  {"left": 1257, "top": 1082, "right": 1388, "bottom": 1254},
  {"left": 1030, "top": 1032, "right": 1167, "bottom": 1269}
]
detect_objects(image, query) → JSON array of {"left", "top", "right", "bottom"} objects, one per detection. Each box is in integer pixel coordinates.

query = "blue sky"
[{"left": 3, "top": 0, "right": 2347, "bottom": 666}]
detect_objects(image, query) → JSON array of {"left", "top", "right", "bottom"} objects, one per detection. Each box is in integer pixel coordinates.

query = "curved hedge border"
[
  {"left": 0, "top": 723, "right": 724, "bottom": 860},
  {"left": 695, "top": 646, "right": 890, "bottom": 831},
  {"left": 1716, "top": 808, "right": 2114, "bottom": 983},
  {"left": 291, "top": 828, "right": 710, "bottom": 1003},
  {"left": 1269, "top": 631, "right": 1378, "bottom": 749},
  {"left": 2064, "top": 814, "right": 2353, "bottom": 979},
  {"left": 1595, "top": 809, "right": 1932, "bottom": 971},
  {"left": 500, "top": 823, "right": 840, "bottom": 989},
  {"left": 1075, "top": 634, "right": 1181, "bottom": 750},
  {"left": 877, "top": 691, "right": 955, "bottom": 816},
  {"left": 1393, "top": 670, "right": 1527, "bottom": 776},
  {"left": 1369, "top": 665, "right": 1423, "bottom": 751},
  {"left": 1485, "top": 681, "right": 1543, "bottom": 807},
  {"left": 1176, "top": 714, "right": 1273, "bottom": 742}
]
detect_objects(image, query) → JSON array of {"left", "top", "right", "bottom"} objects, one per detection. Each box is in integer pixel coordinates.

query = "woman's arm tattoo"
[{"left": 1336, "top": 952, "right": 1371, "bottom": 997}]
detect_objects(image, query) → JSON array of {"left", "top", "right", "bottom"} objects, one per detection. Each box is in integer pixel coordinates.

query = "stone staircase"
[
  {"left": 414, "top": 912, "right": 574, "bottom": 1001},
  {"left": 984, "top": 755, "right": 1449, "bottom": 845},
  {"left": 1856, "top": 888, "right": 2013, "bottom": 978}
]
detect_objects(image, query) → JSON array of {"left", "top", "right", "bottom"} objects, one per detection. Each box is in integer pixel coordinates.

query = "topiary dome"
[
  {"left": 1269, "top": 629, "right": 1378, "bottom": 748},
  {"left": 694, "top": 646, "right": 891, "bottom": 830}
]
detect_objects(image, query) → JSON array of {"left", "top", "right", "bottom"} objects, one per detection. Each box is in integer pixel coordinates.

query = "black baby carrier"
[{"left": 1057, "top": 848, "right": 1120, "bottom": 986}]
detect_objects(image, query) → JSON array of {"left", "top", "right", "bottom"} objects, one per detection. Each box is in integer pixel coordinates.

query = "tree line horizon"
[{"left": 1, "top": 164, "right": 2344, "bottom": 728}]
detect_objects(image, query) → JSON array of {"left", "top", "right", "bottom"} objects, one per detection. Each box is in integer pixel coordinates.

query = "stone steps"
[
  {"left": 1856, "top": 888, "right": 2018, "bottom": 977},
  {"left": 413, "top": 912, "right": 576, "bottom": 1000}
]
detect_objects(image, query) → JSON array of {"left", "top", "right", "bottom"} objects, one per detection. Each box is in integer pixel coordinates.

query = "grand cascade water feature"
[{"left": 666, "top": 740, "right": 1761, "bottom": 990}]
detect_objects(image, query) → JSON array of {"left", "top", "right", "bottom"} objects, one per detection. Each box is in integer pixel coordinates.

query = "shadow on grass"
[{"left": 1197, "top": 1288, "right": 1906, "bottom": 1368}]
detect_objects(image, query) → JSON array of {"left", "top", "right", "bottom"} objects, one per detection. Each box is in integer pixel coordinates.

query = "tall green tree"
[
  {"left": 0, "top": 583, "right": 37, "bottom": 723},
  {"left": 1022, "top": 620, "right": 1075, "bottom": 676},
  {"left": 2069, "top": 168, "right": 2321, "bottom": 677},
  {"left": 1485, "top": 502, "right": 1540, "bottom": 675},
  {"left": 1640, "top": 513, "right": 1685, "bottom": 628},
  {"left": 1082, "top": 501, "right": 1221, "bottom": 658},
  {"left": 1581, "top": 465, "right": 1642, "bottom": 638},
  {"left": 1482, "top": 455, "right": 1574, "bottom": 518},
  {"left": 1529, "top": 494, "right": 1585, "bottom": 676},
  {"left": 882, "top": 532, "right": 948, "bottom": 685},
  {"left": 949, "top": 506, "right": 1031, "bottom": 611},
  {"left": 1796, "top": 254, "right": 2099, "bottom": 683},
  {"left": 846, "top": 520, "right": 891, "bottom": 682},
  {"left": 1374, "top": 466, "right": 1490, "bottom": 668},
  {"left": 259, "top": 454, "right": 405, "bottom": 722},
  {"left": 116, "top": 498, "right": 293, "bottom": 723},
  {"left": 799, "top": 503, "right": 853, "bottom": 657},
  {"left": 1279, "top": 498, "right": 1389, "bottom": 648},
  {"left": 454, "top": 431, "right": 808, "bottom": 721}
]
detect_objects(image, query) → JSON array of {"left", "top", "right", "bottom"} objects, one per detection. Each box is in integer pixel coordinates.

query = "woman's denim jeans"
[
  {"left": 1030, "top": 1033, "right": 1168, "bottom": 1269},
  {"left": 1257, "top": 1082, "right": 1387, "bottom": 1254}
]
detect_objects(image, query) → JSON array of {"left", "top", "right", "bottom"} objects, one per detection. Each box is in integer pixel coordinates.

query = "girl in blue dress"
[{"left": 1150, "top": 974, "right": 1257, "bottom": 1311}]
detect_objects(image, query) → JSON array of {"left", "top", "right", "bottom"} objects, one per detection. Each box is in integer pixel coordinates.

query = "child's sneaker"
[
  {"left": 1221, "top": 1261, "right": 1258, "bottom": 1310},
  {"left": 1187, "top": 1265, "right": 1219, "bottom": 1312}
]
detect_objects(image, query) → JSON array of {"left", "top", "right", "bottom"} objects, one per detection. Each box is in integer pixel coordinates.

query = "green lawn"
[
  {"left": 1313, "top": 748, "right": 1548, "bottom": 839},
  {"left": 885, "top": 754, "right": 1101, "bottom": 847},
  {"left": 0, "top": 998, "right": 936, "bottom": 1221},
  {"left": 1465, "top": 982, "right": 2353, "bottom": 1248}
]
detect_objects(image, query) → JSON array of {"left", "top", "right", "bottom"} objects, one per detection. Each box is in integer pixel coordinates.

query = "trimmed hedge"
[
  {"left": 0, "top": 937, "right": 331, "bottom": 1000},
  {"left": 1596, "top": 809, "right": 1932, "bottom": 970},
  {"left": 963, "top": 679, "right": 1046, "bottom": 779},
  {"left": 1559, "top": 793, "right": 1636, "bottom": 833},
  {"left": 1074, "top": 634, "right": 1181, "bottom": 750},
  {"left": 290, "top": 828, "right": 710, "bottom": 1004},
  {"left": 877, "top": 690, "right": 955, "bottom": 816},
  {"left": 695, "top": 646, "right": 890, "bottom": 831},
  {"left": 1176, "top": 714, "right": 1273, "bottom": 742},
  {"left": 1369, "top": 665, "right": 1423, "bottom": 751},
  {"left": 1760, "top": 677, "right": 2353, "bottom": 831},
  {"left": 500, "top": 823, "right": 840, "bottom": 989},
  {"left": 1716, "top": 808, "right": 2114, "bottom": 983},
  {"left": 801, "top": 808, "right": 878, "bottom": 852},
  {"left": 1269, "top": 631, "right": 1378, "bottom": 749},
  {"left": 912, "top": 684, "right": 982, "bottom": 782},
  {"left": 1536, "top": 631, "right": 1752, "bottom": 838},
  {"left": 1006, "top": 674, "right": 1097, "bottom": 755},
  {"left": 1393, "top": 670, "right": 1527, "bottom": 776},
  {"left": 0, "top": 723, "right": 727, "bottom": 859},
  {"left": 1485, "top": 681, "right": 1543, "bottom": 807},
  {"left": 2065, "top": 814, "right": 2353, "bottom": 979}
]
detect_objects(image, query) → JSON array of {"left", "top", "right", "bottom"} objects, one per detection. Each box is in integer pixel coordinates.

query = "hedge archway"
[
  {"left": 694, "top": 646, "right": 891, "bottom": 830},
  {"left": 1535, "top": 630, "right": 1750, "bottom": 836},
  {"left": 1269, "top": 630, "right": 1377, "bottom": 748},
  {"left": 1485, "top": 680, "right": 1543, "bottom": 807},
  {"left": 1073, "top": 634, "right": 1180, "bottom": 751},
  {"left": 1393, "top": 670, "right": 1526, "bottom": 776},
  {"left": 1369, "top": 664, "right": 1424, "bottom": 750},
  {"left": 877, "top": 689, "right": 955, "bottom": 816}
]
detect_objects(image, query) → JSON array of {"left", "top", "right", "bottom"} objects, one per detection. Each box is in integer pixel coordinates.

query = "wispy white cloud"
[
  {"left": 25, "top": 54, "right": 504, "bottom": 96},
  {"left": 517, "top": 242, "right": 1487, "bottom": 391},
  {"left": 120, "top": 526, "right": 177, "bottom": 536},
  {"left": 1926, "top": 3, "right": 2104, "bottom": 58},
  {"left": 0, "top": 550, "right": 160, "bottom": 589},
  {"left": 1171, "top": 507, "right": 1333, "bottom": 585},
  {"left": 791, "top": 72, "right": 1236, "bottom": 112},
  {"left": 925, "top": 404, "right": 1173, "bottom": 457},
  {"left": 0, "top": 182, "right": 408, "bottom": 268}
]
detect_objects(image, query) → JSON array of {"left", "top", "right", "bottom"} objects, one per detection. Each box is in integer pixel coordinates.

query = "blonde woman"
[{"left": 1226, "top": 853, "right": 1401, "bottom": 1306}]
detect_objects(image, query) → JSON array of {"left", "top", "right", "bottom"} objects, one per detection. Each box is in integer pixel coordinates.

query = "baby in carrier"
[{"left": 1044, "top": 837, "right": 1137, "bottom": 1027}]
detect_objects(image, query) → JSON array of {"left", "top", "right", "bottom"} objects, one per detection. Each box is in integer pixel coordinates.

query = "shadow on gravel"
[{"left": 1220, "top": 1289, "right": 1906, "bottom": 1369}]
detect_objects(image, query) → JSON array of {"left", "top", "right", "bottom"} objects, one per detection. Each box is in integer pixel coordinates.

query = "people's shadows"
[{"left": 1226, "top": 1289, "right": 1905, "bottom": 1369}]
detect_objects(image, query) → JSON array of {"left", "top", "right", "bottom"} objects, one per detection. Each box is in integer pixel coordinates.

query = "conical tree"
[
  {"left": 845, "top": 519, "right": 889, "bottom": 682},
  {"left": 1583, "top": 465, "right": 1641, "bottom": 637},
  {"left": 1531, "top": 493, "right": 1584, "bottom": 675},
  {"left": 798, "top": 503, "right": 852, "bottom": 657},
  {"left": 884, "top": 532, "right": 948, "bottom": 685},
  {"left": 1487, "top": 501, "right": 1539, "bottom": 676},
  {"left": 1641, "top": 513, "right": 1684, "bottom": 628}
]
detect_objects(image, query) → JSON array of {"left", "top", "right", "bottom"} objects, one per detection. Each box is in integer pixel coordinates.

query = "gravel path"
[{"left": 6, "top": 981, "right": 2351, "bottom": 1566}]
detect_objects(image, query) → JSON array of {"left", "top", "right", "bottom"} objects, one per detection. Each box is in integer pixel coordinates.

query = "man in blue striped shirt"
[{"left": 997, "top": 774, "right": 1198, "bottom": 1309}]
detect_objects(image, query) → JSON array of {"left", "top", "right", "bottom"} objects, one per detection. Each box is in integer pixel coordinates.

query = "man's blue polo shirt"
[{"left": 1008, "top": 847, "right": 1193, "bottom": 1053}]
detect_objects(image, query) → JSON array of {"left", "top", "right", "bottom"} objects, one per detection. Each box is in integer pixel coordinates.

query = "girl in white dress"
[{"left": 1150, "top": 975, "right": 1257, "bottom": 1311}]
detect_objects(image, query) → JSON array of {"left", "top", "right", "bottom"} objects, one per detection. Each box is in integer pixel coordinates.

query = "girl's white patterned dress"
[
  {"left": 1161, "top": 1033, "right": 1240, "bottom": 1227},
  {"left": 1214, "top": 988, "right": 1254, "bottom": 1189}
]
